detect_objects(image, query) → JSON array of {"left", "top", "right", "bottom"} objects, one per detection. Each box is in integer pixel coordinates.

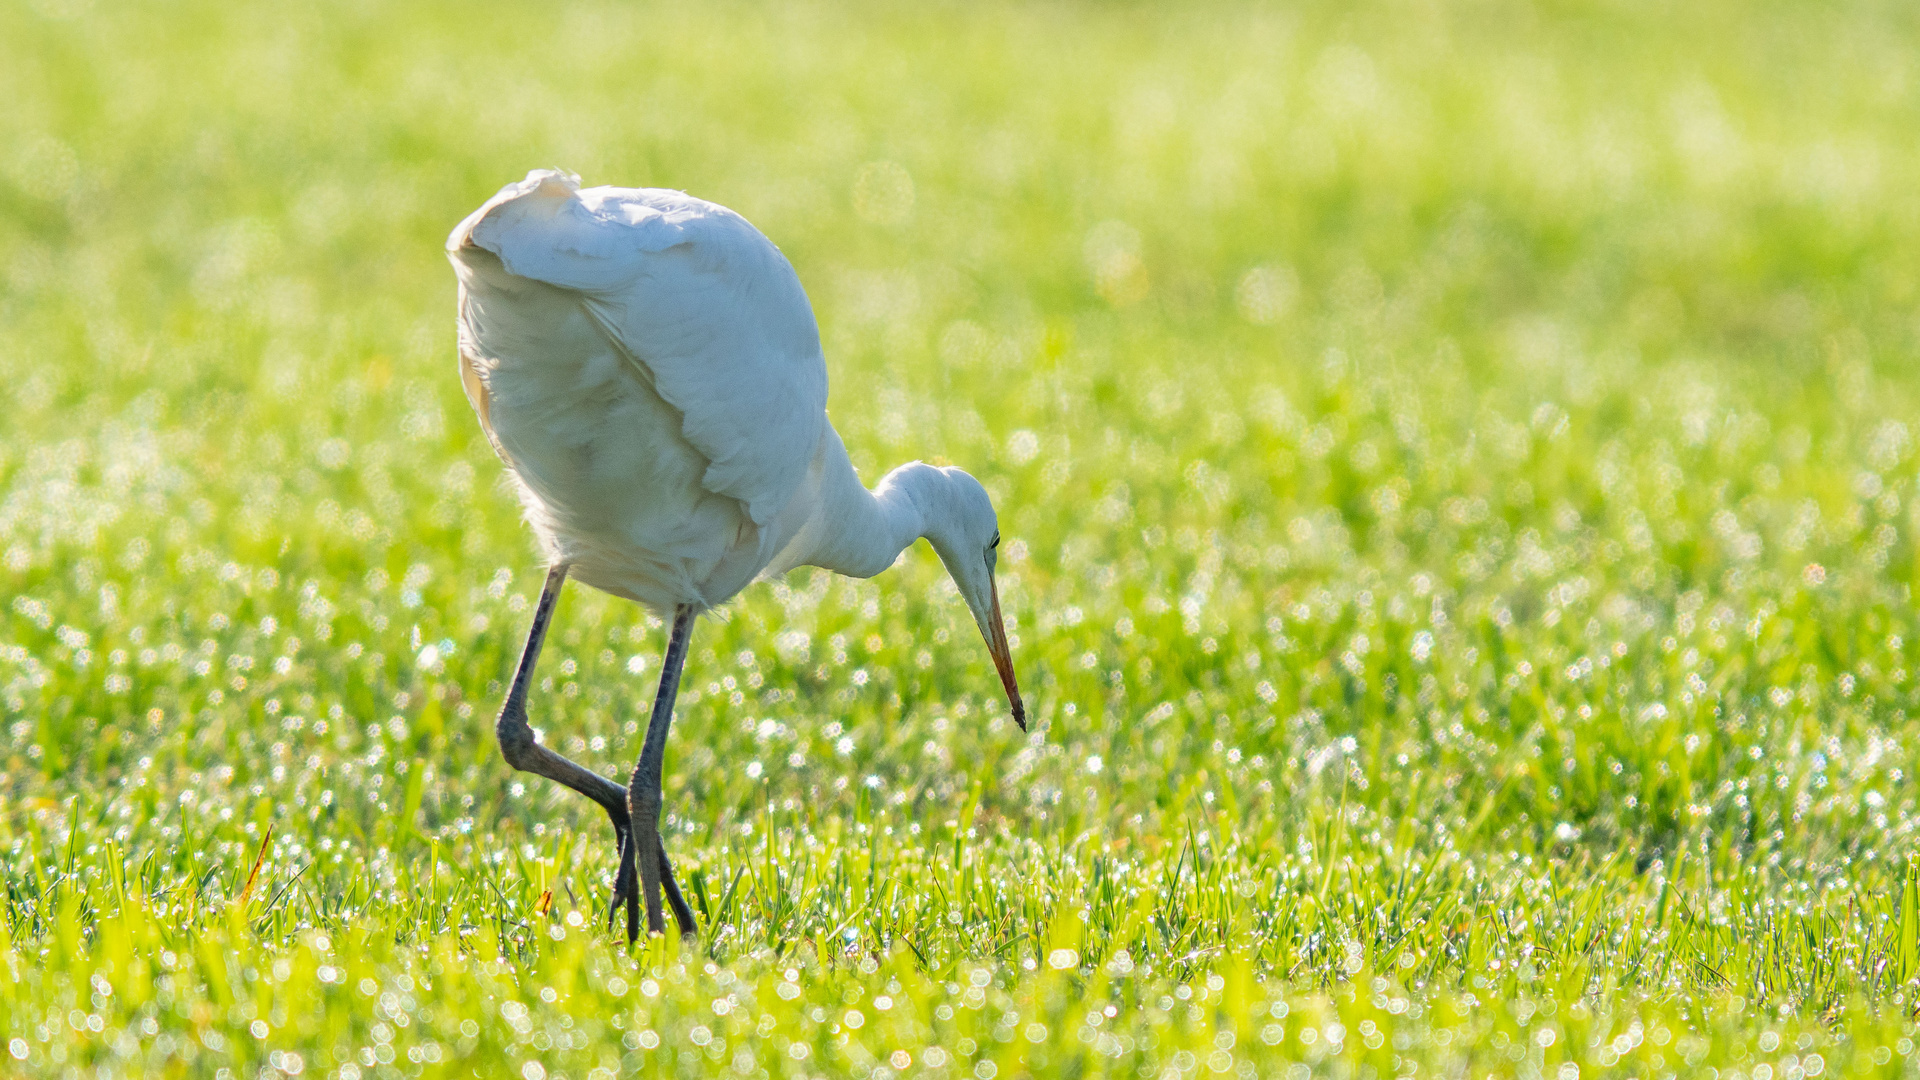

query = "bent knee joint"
[{"left": 496, "top": 715, "right": 540, "bottom": 770}]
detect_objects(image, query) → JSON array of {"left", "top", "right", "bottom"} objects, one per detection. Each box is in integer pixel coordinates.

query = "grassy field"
[{"left": 5, "top": 0, "right": 1920, "bottom": 1074}]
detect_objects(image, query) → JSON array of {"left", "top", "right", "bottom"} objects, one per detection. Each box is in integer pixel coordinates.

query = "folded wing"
[{"left": 448, "top": 170, "right": 828, "bottom": 528}]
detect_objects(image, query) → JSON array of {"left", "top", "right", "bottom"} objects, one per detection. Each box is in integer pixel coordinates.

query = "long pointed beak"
[{"left": 985, "top": 574, "right": 1025, "bottom": 730}]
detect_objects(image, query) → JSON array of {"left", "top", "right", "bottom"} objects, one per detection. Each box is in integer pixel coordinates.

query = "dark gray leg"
[
  {"left": 627, "top": 603, "right": 698, "bottom": 940},
  {"left": 497, "top": 565, "right": 693, "bottom": 937}
]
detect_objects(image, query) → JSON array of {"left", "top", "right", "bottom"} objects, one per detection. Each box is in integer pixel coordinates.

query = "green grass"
[{"left": 5, "top": 0, "right": 1920, "bottom": 1074}]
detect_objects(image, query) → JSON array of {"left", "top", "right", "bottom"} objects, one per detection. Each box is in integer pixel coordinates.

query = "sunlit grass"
[{"left": 5, "top": 0, "right": 1920, "bottom": 1074}]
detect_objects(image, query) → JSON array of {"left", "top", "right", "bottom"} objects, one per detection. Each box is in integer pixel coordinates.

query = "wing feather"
[
  {"left": 457, "top": 350, "right": 505, "bottom": 460},
  {"left": 447, "top": 170, "right": 827, "bottom": 526}
]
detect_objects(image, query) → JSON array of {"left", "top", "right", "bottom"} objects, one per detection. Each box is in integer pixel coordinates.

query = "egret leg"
[
  {"left": 626, "top": 603, "right": 698, "bottom": 941},
  {"left": 496, "top": 565, "right": 694, "bottom": 938}
]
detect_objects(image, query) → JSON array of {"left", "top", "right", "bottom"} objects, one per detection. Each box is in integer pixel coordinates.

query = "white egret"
[{"left": 447, "top": 170, "right": 1024, "bottom": 942}]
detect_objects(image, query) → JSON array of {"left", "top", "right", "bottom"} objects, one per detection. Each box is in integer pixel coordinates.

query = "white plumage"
[
  {"left": 447, "top": 170, "right": 1023, "bottom": 941},
  {"left": 449, "top": 171, "right": 828, "bottom": 610}
]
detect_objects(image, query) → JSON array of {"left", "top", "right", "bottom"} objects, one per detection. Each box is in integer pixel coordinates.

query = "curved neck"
[{"left": 805, "top": 457, "right": 945, "bottom": 579}]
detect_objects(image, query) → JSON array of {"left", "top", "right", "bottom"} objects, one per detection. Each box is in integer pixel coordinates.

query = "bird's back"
[{"left": 448, "top": 171, "right": 830, "bottom": 612}]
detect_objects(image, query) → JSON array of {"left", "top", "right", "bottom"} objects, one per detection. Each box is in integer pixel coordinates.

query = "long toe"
[
  {"left": 658, "top": 849, "right": 698, "bottom": 941},
  {"left": 607, "top": 831, "right": 636, "bottom": 933},
  {"left": 625, "top": 822, "right": 648, "bottom": 943}
]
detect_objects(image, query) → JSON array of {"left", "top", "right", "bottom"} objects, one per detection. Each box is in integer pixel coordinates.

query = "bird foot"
[
  {"left": 607, "top": 824, "right": 641, "bottom": 941},
  {"left": 603, "top": 801, "right": 697, "bottom": 943}
]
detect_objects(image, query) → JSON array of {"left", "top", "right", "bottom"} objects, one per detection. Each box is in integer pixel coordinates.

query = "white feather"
[{"left": 445, "top": 168, "right": 1008, "bottom": 656}]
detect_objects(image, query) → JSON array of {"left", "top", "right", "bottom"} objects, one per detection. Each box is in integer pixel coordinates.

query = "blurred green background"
[{"left": 5, "top": 0, "right": 1920, "bottom": 1075}]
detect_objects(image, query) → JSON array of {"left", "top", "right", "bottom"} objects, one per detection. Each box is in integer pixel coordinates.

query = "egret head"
[{"left": 916, "top": 467, "right": 1025, "bottom": 730}]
